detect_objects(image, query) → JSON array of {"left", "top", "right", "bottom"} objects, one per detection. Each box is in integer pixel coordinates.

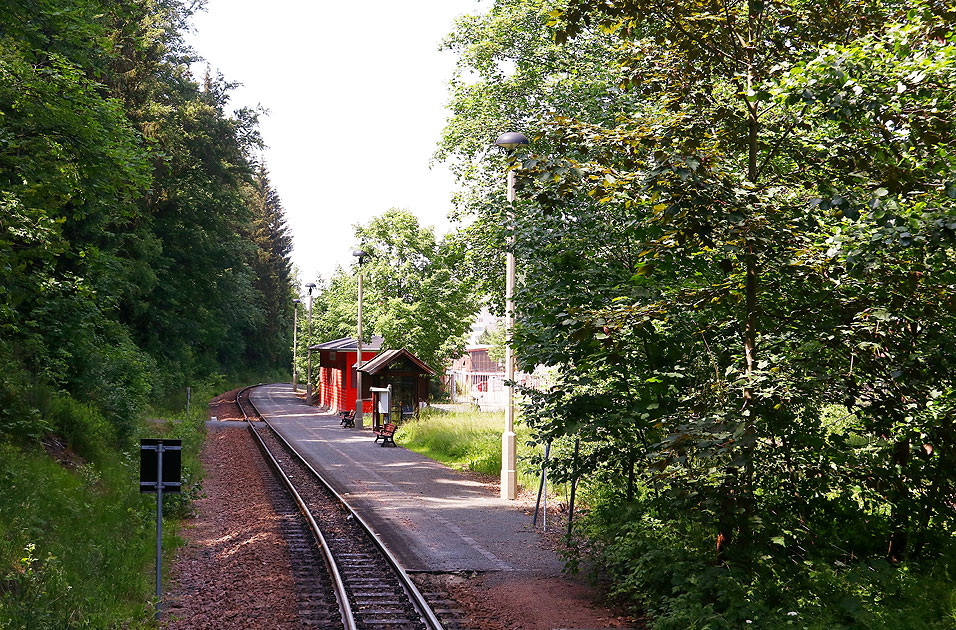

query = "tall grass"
[
  {"left": 396, "top": 408, "right": 547, "bottom": 492},
  {"left": 0, "top": 376, "right": 233, "bottom": 628},
  {"left": 0, "top": 441, "right": 157, "bottom": 628}
]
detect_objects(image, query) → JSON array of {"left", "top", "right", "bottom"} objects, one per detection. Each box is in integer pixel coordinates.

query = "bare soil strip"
[{"left": 163, "top": 420, "right": 299, "bottom": 628}]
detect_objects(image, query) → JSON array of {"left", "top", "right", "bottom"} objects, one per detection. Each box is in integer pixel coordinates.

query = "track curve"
[{"left": 237, "top": 384, "right": 445, "bottom": 630}]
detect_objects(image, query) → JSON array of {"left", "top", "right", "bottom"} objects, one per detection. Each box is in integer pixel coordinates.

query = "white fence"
[
  {"left": 444, "top": 369, "right": 552, "bottom": 410},
  {"left": 446, "top": 370, "right": 506, "bottom": 409}
]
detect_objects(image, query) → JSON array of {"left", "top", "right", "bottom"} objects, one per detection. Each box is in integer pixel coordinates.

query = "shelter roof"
[
  {"left": 309, "top": 335, "right": 384, "bottom": 352},
  {"left": 356, "top": 348, "right": 435, "bottom": 376}
]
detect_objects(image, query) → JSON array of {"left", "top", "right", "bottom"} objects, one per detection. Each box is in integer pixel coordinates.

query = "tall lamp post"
[
  {"left": 495, "top": 131, "right": 529, "bottom": 500},
  {"left": 292, "top": 298, "right": 301, "bottom": 391},
  {"left": 305, "top": 283, "right": 316, "bottom": 405},
  {"left": 353, "top": 249, "right": 367, "bottom": 428}
]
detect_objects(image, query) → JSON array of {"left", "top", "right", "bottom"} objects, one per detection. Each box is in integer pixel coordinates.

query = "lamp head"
[
  {"left": 305, "top": 282, "right": 316, "bottom": 295},
  {"left": 353, "top": 249, "right": 368, "bottom": 264},
  {"left": 292, "top": 298, "right": 301, "bottom": 304},
  {"left": 494, "top": 131, "right": 529, "bottom": 152}
]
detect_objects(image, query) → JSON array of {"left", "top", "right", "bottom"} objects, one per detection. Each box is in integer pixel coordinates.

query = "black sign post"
[{"left": 140, "top": 438, "right": 181, "bottom": 620}]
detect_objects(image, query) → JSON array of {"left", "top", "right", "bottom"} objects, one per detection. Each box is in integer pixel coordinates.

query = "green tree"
[
  {"left": 438, "top": 0, "right": 630, "bottom": 308},
  {"left": 0, "top": 0, "right": 297, "bottom": 437},
  {"left": 541, "top": 0, "right": 956, "bottom": 561},
  {"left": 307, "top": 210, "right": 480, "bottom": 375},
  {"left": 244, "top": 165, "right": 295, "bottom": 368},
  {"left": 0, "top": 0, "right": 155, "bottom": 436},
  {"left": 443, "top": 0, "right": 956, "bottom": 623},
  {"left": 0, "top": 1, "right": 299, "bottom": 624},
  {"left": 356, "top": 209, "right": 480, "bottom": 371}
]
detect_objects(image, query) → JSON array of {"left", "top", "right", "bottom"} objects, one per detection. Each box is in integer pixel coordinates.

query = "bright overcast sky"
[{"left": 185, "top": 0, "right": 486, "bottom": 286}]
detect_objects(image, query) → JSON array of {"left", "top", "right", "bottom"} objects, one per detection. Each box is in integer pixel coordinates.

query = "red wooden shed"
[{"left": 309, "top": 336, "right": 384, "bottom": 413}]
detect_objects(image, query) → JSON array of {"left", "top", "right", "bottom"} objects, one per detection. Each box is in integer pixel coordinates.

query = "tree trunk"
[
  {"left": 627, "top": 449, "right": 636, "bottom": 501},
  {"left": 888, "top": 437, "right": 911, "bottom": 562}
]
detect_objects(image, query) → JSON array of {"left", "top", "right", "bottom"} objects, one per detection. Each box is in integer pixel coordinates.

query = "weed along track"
[{"left": 236, "top": 384, "right": 449, "bottom": 630}]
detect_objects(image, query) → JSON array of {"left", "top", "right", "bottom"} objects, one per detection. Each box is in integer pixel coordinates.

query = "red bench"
[{"left": 373, "top": 423, "right": 397, "bottom": 447}]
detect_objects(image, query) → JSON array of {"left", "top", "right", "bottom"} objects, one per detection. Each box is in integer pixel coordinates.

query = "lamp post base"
[{"left": 501, "top": 430, "right": 517, "bottom": 500}]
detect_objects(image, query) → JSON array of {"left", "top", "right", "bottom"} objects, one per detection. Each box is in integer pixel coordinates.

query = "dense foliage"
[
  {"left": 0, "top": 1, "right": 295, "bottom": 625},
  {"left": 0, "top": 0, "right": 295, "bottom": 443},
  {"left": 442, "top": 0, "right": 956, "bottom": 626},
  {"left": 0, "top": 379, "right": 216, "bottom": 629}
]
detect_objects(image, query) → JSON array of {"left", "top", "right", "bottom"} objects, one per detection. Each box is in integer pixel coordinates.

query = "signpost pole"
[
  {"left": 140, "top": 438, "right": 180, "bottom": 622},
  {"left": 155, "top": 442, "right": 164, "bottom": 620}
]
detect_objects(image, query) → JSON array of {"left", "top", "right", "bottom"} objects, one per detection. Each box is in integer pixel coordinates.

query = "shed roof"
[
  {"left": 357, "top": 348, "right": 436, "bottom": 376},
  {"left": 309, "top": 335, "right": 384, "bottom": 352}
]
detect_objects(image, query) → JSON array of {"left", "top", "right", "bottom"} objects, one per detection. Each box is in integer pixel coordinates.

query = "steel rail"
[
  {"left": 243, "top": 385, "right": 445, "bottom": 630},
  {"left": 236, "top": 384, "right": 355, "bottom": 630}
]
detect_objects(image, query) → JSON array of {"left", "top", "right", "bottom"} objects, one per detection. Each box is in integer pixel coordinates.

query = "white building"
[{"left": 467, "top": 308, "right": 500, "bottom": 345}]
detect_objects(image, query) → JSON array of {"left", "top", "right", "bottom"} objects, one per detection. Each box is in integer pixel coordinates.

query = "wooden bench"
[
  {"left": 339, "top": 410, "right": 355, "bottom": 428},
  {"left": 373, "top": 423, "right": 397, "bottom": 447}
]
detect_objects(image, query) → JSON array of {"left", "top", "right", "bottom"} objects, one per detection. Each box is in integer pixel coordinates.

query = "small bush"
[
  {"left": 0, "top": 543, "right": 74, "bottom": 630},
  {"left": 0, "top": 442, "right": 154, "bottom": 628},
  {"left": 0, "top": 374, "right": 220, "bottom": 628},
  {"left": 0, "top": 344, "right": 51, "bottom": 443},
  {"left": 43, "top": 395, "right": 114, "bottom": 463}
]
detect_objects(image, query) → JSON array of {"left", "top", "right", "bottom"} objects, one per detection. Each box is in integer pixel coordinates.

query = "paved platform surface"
[{"left": 251, "top": 383, "right": 564, "bottom": 575}]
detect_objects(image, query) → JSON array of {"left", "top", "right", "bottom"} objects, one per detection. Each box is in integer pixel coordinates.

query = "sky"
[{"left": 184, "top": 0, "right": 486, "bottom": 286}]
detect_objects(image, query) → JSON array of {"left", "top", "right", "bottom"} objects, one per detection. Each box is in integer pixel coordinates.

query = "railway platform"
[{"left": 250, "top": 383, "right": 565, "bottom": 575}]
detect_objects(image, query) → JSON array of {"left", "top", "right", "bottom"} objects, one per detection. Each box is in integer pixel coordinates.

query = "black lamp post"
[
  {"left": 305, "top": 282, "right": 316, "bottom": 405},
  {"left": 353, "top": 249, "right": 367, "bottom": 427}
]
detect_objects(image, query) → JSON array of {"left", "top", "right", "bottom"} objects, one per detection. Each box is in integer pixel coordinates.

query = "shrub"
[
  {"left": 43, "top": 395, "right": 114, "bottom": 463},
  {"left": 579, "top": 494, "right": 956, "bottom": 629},
  {"left": 0, "top": 442, "right": 154, "bottom": 628}
]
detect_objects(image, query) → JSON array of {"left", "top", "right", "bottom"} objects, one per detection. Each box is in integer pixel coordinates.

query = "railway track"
[{"left": 235, "top": 384, "right": 448, "bottom": 630}]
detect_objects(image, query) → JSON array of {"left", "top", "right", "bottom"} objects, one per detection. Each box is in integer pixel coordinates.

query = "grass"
[
  {"left": 0, "top": 376, "right": 241, "bottom": 629},
  {"left": 395, "top": 407, "right": 548, "bottom": 492},
  {"left": 0, "top": 441, "right": 162, "bottom": 628}
]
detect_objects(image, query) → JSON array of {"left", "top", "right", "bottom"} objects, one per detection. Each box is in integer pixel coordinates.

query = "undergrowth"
[
  {"left": 574, "top": 491, "right": 956, "bottom": 629},
  {"left": 0, "top": 376, "right": 241, "bottom": 628}
]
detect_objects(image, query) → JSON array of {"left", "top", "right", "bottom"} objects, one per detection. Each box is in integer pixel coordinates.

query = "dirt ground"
[
  {"left": 163, "top": 388, "right": 639, "bottom": 629},
  {"left": 206, "top": 388, "right": 246, "bottom": 422},
  {"left": 163, "top": 391, "right": 299, "bottom": 628},
  {"left": 440, "top": 484, "right": 638, "bottom": 630},
  {"left": 416, "top": 570, "right": 635, "bottom": 630}
]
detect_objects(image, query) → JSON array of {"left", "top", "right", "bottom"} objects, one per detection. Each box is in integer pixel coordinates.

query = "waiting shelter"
[
  {"left": 310, "top": 336, "right": 383, "bottom": 414},
  {"left": 357, "top": 348, "right": 435, "bottom": 430}
]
